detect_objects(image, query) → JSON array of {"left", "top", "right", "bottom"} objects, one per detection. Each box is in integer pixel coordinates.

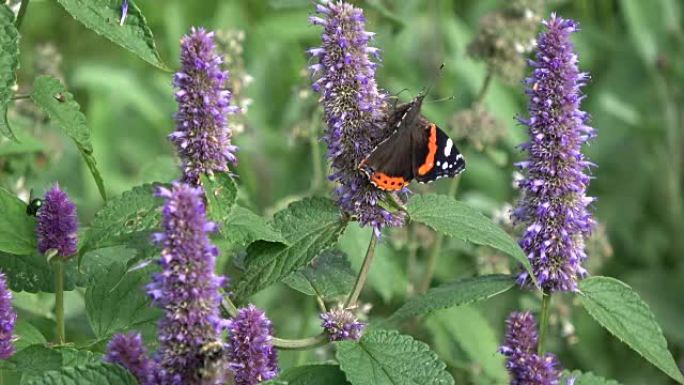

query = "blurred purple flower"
[
  {"left": 36, "top": 183, "right": 78, "bottom": 259},
  {"left": 0, "top": 270, "right": 16, "bottom": 360},
  {"left": 147, "top": 182, "right": 227, "bottom": 385},
  {"left": 309, "top": 0, "right": 402, "bottom": 236},
  {"left": 513, "top": 14, "right": 595, "bottom": 292},
  {"left": 320, "top": 306, "right": 364, "bottom": 341},
  {"left": 172, "top": 27, "right": 239, "bottom": 185},
  {"left": 119, "top": 0, "right": 128, "bottom": 26},
  {"left": 500, "top": 312, "right": 564, "bottom": 385},
  {"left": 105, "top": 331, "right": 152, "bottom": 384},
  {"left": 227, "top": 304, "right": 279, "bottom": 385}
]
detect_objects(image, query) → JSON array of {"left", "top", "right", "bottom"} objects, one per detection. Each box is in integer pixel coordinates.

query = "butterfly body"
[{"left": 359, "top": 94, "right": 465, "bottom": 191}]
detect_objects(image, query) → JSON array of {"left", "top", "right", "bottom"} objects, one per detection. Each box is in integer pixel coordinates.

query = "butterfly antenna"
[
  {"left": 421, "top": 63, "right": 446, "bottom": 99},
  {"left": 425, "top": 95, "right": 456, "bottom": 104}
]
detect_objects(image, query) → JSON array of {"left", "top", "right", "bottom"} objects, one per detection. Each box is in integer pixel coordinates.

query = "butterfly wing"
[
  {"left": 359, "top": 126, "right": 416, "bottom": 191},
  {"left": 414, "top": 121, "right": 465, "bottom": 183}
]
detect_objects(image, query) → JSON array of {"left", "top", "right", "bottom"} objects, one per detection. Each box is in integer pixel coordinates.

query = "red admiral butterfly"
[{"left": 359, "top": 94, "right": 465, "bottom": 191}]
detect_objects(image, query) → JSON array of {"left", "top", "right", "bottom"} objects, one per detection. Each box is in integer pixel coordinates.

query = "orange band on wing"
[
  {"left": 370, "top": 172, "right": 408, "bottom": 191},
  {"left": 418, "top": 124, "right": 438, "bottom": 176}
]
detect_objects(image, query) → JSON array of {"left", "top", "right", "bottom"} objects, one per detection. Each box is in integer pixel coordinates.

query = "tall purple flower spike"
[
  {"left": 147, "top": 182, "right": 228, "bottom": 385},
  {"left": 513, "top": 14, "right": 595, "bottom": 292},
  {"left": 0, "top": 270, "right": 17, "bottom": 360},
  {"left": 172, "top": 27, "right": 239, "bottom": 185},
  {"left": 501, "top": 312, "right": 569, "bottom": 385},
  {"left": 309, "top": 0, "right": 403, "bottom": 236},
  {"left": 105, "top": 331, "right": 152, "bottom": 384},
  {"left": 36, "top": 183, "right": 78, "bottom": 259},
  {"left": 227, "top": 304, "right": 279, "bottom": 385}
]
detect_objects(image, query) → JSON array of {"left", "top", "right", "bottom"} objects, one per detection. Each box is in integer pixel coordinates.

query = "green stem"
[
  {"left": 474, "top": 70, "right": 493, "bottom": 106},
  {"left": 221, "top": 297, "right": 238, "bottom": 318},
  {"left": 272, "top": 333, "right": 328, "bottom": 350},
  {"left": 15, "top": 0, "right": 30, "bottom": 30},
  {"left": 345, "top": 233, "right": 377, "bottom": 308},
  {"left": 538, "top": 293, "right": 551, "bottom": 355},
  {"left": 309, "top": 117, "right": 324, "bottom": 193},
  {"left": 54, "top": 261, "right": 65, "bottom": 344},
  {"left": 12, "top": 94, "right": 30, "bottom": 100}
]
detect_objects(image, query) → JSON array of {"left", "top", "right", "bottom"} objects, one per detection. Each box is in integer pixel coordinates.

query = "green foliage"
[
  {"left": 13, "top": 321, "right": 47, "bottom": 352},
  {"left": 30, "top": 76, "right": 106, "bottom": 200},
  {"left": 218, "top": 206, "right": 288, "bottom": 249},
  {"left": 0, "top": 187, "right": 36, "bottom": 255},
  {"left": 277, "top": 364, "right": 349, "bottom": 384},
  {"left": 10, "top": 345, "right": 101, "bottom": 381},
  {"left": 407, "top": 194, "right": 534, "bottom": 282},
  {"left": 562, "top": 371, "right": 622, "bottom": 385},
  {"left": 385, "top": 274, "right": 515, "bottom": 325},
  {"left": 579, "top": 276, "right": 684, "bottom": 384},
  {"left": 55, "top": 0, "right": 167, "bottom": 70},
  {"left": 0, "top": 5, "right": 19, "bottom": 140},
  {"left": 235, "top": 197, "right": 346, "bottom": 299},
  {"left": 0, "top": 252, "right": 77, "bottom": 293},
  {"left": 202, "top": 173, "right": 238, "bottom": 226},
  {"left": 283, "top": 249, "right": 356, "bottom": 299},
  {"left": 336, "top": 329, "right": 454, "bottom": 385},
  {"left": 23, "top": 363, "right": 137, "bottom": 385}
]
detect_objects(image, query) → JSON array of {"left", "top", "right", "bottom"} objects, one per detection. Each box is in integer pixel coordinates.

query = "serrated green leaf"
[
  {"left": 202, "top": 173, "right": 238, "bottom": 228},
  {"left": 407, "top": 194, "right": 534, "bottom": 285},
  {"left": 0, "top": 252, "right": 77, "bottom": 293},
  {"left": 336, "top": 329, "right": 454, "bottom": 385},
  {"left": 385, "top": 275, "right": 515, "bottom": 325},
  {"left": 0, "top": 187, "right": 37, "bottom": 255},
  {"left": 579, "top": 276, "right": 684, "bottom": 384},
  {"left": 561, "top": 370, "right": 622, "bottom": 385},
  {"left": 283, "top": 249, "right": 355, "bottom": 299},
  {"left": 235, "top": 197, "right": 346, "bottom": 299},
  {"left": 10, "top": 345, "right": 62, "bottom": 374},
  {"left": 0, "top": 5, "right": 19, "bottom": 140},
  {"left": 85, "top": 262, "right": 160, "bottom": 339},
  {"left": 13, "top": 321, "right": 47, "bottom": 352},
  {"left": 23, "top": 363, "right": 137, "bottom": 385},
  {"left": 219, "top": 206, "right": 288, "bottom": 249},
  {"left": 277, "top": 364, "right": 349, "bottom": 384},
  {"left": 55, "top": 0, "right": 167, "bottom": 70},
  {"left": 426, "top": 306, "right": 507, "bottom": 383},
  {"left": 30, "top": 76, "right": 106, "bottom": 200},
  {"left": 79, "top": 183, "right": 163, "bottom": 265}
]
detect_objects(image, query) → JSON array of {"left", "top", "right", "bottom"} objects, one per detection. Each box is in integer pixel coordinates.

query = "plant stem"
[
  {"left": 221, "top": 297, "right": 238, "bottom": 318},
  {"left": 538, "top": 292, "right": 551, "bottom": 355},
  {"left": 15, "top": 0, "right": 30, "bottom": 30},
  {"left": 345, "top": 233, "right": 377, "bottom": 308},
  {"left": 308, "top": 116, "right": 324, "bottom": 193},
  {"left": 272, "top": 333, "right": 328, "bottom": 350},
  {"left": 54, "top": 261, "right": 65, "bottom": 344},
  {"left": 474, "top": 70, "right": 493, "bottom": 106},
  {"left": 12, "top": 94, "right": 30, "bottom": 100}
]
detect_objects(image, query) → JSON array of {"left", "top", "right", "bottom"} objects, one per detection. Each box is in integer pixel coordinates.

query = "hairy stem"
[
  {"left": 54, "top": 261, "right": 65, "bottom": 344},
  {"left": 345, "top": 233, "right": 377, "bottom": 308},
  {"left": 272, "top": 333, "right": 328, "bottom": 350},
  {"left": 538, "top": 293, "right": 551, "bottom": 355},
  {"left": 15, "top": 0, "right": 30, "bottom": 29}
]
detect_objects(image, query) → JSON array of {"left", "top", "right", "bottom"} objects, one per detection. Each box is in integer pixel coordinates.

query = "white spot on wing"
[
  {"left": 442, "top": 162, "right": 449, "bottom": 170},
  {"left": 444, "top": 139, "right": 453, "bottom": 157},
  {"left": 436, "top": 161, "right": 441, "bottom": 166}
]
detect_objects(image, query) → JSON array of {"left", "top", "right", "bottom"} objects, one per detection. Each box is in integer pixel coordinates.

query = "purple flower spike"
[
  {"left": 0, "top": 271, "right": 17, "bottom": 360},
  {"left": 147, "top": 182, "right": 228, "bottom": 385},
  {"left": 309, "top": 0, "right": 403, "bottom": 235},
  {"left": 172, "top": 27, "right": 239, "bottom": 185},
  {"left": 320, "top": 306, "right": 364, "bottom": 341},
  {"left": 227, "top": 304, "right": 279, "bottom": 385},
  {"left": 513, "top": 14, "right": 595, "bottom": 292},
  {"left": 105, "top": 332, "right": 152, "bottom": 384},
  {"left": 36, "top": 183, "right": 78, "bottom": 259},
  {"left": 501, "top": 312, "right": 564, "bottom": 385}
]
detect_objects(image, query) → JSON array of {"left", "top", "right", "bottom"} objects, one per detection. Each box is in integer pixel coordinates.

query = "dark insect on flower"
[
  {"left": 26, "top": 198, "right": 43, "bottom": 216},
  {"left": 199, "top": 340, "right": 229, "bottom": 385}
]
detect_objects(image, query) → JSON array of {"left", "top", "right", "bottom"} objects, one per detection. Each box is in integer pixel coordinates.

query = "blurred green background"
[{"left": 2, "top": 0, "right": 683, "bottom": 384}]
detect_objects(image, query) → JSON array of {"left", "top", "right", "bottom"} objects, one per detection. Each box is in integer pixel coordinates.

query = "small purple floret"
[
  {"left": 105, "top": 331, "right": 152, "bottom": 384},
  {"left": 320, "top": 307, "right": 364, "bottom": 341},
  {"left": 36, "top": 183, "right": 78, "bottom": 258},
  {"left": 309, "top": 0, "right": 403, "bottom": 235},
  {"left": 147, "top": 182, "right": 227, "bottom": 385},
  {"left": 227, "top": 304, "right": 279, "bottom": 385},
  {"left": 119, "top": 0, "right": 128, "bottom": 26},
  {"left": 0, "top": 271, "right": 16, "bottom": 359},
  {"left": 513, "top": 14, "right": 595, "bottom": 292},
  {"left": 172, "top": 27, "right": 239, "bottom": 185}
]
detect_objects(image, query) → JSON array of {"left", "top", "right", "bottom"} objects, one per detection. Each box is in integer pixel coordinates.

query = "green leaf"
[
  {"left": 0, "top": 187, "right": 37, "bottom": 255},
  {"left": 85, "top": 262, "right": 160, "bottom": 339},
  {"left": 336, "top": 329, "right": 454, "bottom": 385},
  {"left": 278, "top": 364, "right": 349, "bottom": 384},
  {"left": 561, "top": 370, "right": 622, "bottom": 385},
  {"left": 10, "top": 345, "right": 62, "bottom": 374},
  {"left": 283, "top": 249, "right": 355, "bottom": 299},
  {"left": 55, "top": 0, "right": 167, "bottom": 70},
  {"left": 407, "top": 194, "right": 534, "bottom": 284},
  {"left": 79, "top": 183, "right": 164, "bottom": 264},
  {"left": 579, "top": 276, "right": 684, "bottom": 384},
  {"left": 202, "top": 173, "right": 238, "bottom": 228},
  {"left": 235, "top": 197, "right": 346, "bottom": 299},
  {"left": 13, "top": 321, "right": 47, "bottom": 352},
  {"left": 0, "top": 252, "right": 77, "bottom": 293},
  {"left": 23, "top": 363, "right": 137, "bottom": 385},
  {"left": 0, "top": 5, "right": 19, "bottom": 140},
  {"left": 219, "top": 206, "right": 288, "bottom": 249},
  {"left": 30, "top": 76, "right": 106, "bottom": 200},
  {"left": 426, "top": 306, "right": 507, "bottom": 383},
  {"left": 385, "top": 274, "right": 515, "bottom": 325}
]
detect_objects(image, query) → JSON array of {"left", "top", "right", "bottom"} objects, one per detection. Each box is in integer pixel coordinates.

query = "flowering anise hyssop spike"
[
  {"left": 0, "top": 271, "right": 16, "bottom": 360},
  {"left": 320, "top": 306, "right": 364, "bottom": 341},
  {"left": 105, "top": 331, "right": 152, "bottom": 384},
  {"left": 227, "top": 304, "right": 279, "bottom": 385},
  {"left": 36, "top": 183, "right": 78, "bottom": 259}
]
